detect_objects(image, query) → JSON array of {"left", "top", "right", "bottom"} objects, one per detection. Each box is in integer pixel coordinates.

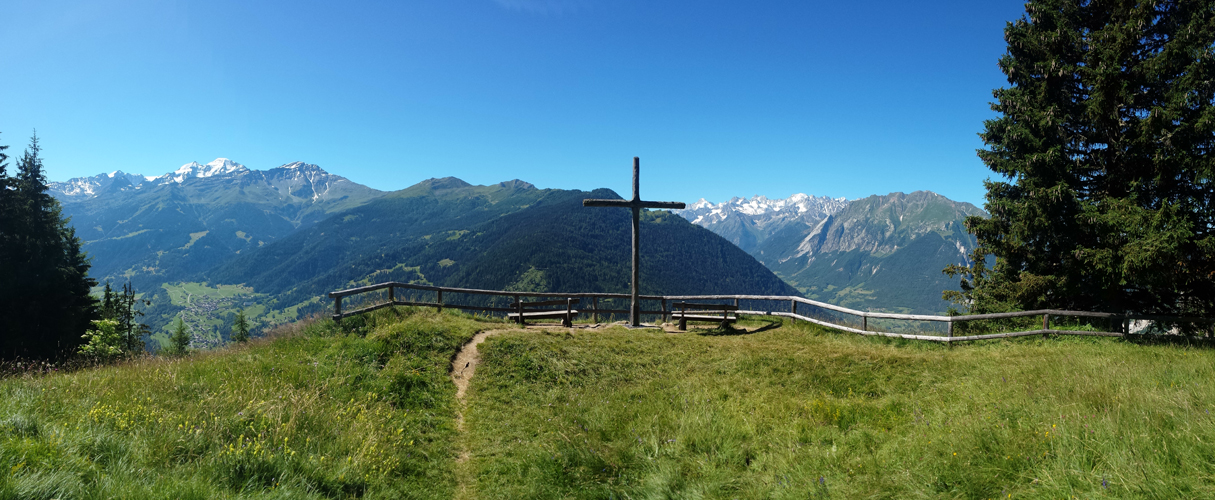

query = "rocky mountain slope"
[
  {"left": 49, "top": 158, "right": 385, "bottom": 284},
  {"left": 673, "top": 194, "right": 847, "bottom": 253},
  {"left": 676, "top": 191, "right": 986, "bottom": 314}
]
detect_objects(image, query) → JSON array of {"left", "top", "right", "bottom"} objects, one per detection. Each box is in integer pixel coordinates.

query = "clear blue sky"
[{"left": 1, "top": 0, "right": 1028, "bottom": 206}]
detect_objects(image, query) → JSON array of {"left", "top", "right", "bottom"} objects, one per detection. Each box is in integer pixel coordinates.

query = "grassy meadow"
[
  {"left": 467, "top": 319, "right": 1215, "bottom": 498},
  {"left": 3, "top": 308, "right": 1215, "bottom": 498},
  {"left": 0, "top": 308, "right": 488, "bottom": 499}
]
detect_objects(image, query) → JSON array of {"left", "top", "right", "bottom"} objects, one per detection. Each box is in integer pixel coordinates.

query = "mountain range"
[
  {"left": 50, "top": 158, "right": 384, "bottom": 284},
  {"left": 676, "top": 194, "right": 849, "bottom": 253},
  {"left": 675, "top": 191, "right": 987, "bottom": 314},
  {"left": 49, "top": 157, "right": 989, "bottom": 348},
  {"left": 50, "top": 161, "right": 798, "bottom": 347}
]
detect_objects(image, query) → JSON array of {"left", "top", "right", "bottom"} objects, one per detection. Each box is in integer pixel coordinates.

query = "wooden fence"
[{"left": 328, "top": 282, "right": 1211, "bottom": 343}]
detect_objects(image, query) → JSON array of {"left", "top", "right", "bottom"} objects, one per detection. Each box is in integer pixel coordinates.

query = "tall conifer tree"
[
  {"left": 949, "top": 1, "right": 1215, "bottom": 317},
  {"left": 100, "top": 281, "right": 117, "bottom": 320},
  {"left": 232, "top": 309, "right": 250, "bottom": 343},
  {"left": 168, "top": 317, "right": 190, "bottom": 356},
  {"left": 0, "top": 133, "right": 98, "bottom": 359}
]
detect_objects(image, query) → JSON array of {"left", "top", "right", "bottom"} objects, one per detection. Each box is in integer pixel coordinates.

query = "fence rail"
[{"left": 327, "top": 282, "right": 1213, "bottom": 343}]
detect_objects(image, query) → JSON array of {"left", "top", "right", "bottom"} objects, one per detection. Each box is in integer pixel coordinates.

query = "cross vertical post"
[{"left": 583, "top": 157, "right": 685, "bottom": 327}]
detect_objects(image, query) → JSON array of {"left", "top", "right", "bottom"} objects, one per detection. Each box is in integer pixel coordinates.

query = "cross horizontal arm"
[{"left": 583, "top": 199, "right": 687, "bottom": 209}]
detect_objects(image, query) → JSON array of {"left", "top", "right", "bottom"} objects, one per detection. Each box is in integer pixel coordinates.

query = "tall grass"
[
  {"left": 466, "top": 319, "right": 1215, "bottom": 498},
  {"left": 0, "top": 307, "right": 487, "bottom": 499}
]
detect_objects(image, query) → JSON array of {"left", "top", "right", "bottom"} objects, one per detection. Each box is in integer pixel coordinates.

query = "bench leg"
[
  {"left": 678, "top": 317, "right": 687, "bottom": 330},
  {"left": 563, "top": 314, "right": 572, "bottom": 328}
]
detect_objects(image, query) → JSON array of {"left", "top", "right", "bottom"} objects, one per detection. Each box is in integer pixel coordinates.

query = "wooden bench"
[
  {"left": 672, "top": 302, "right": 739, "bottom": 330},
  {"left": 508, "top": 298, "right": 580, "bottom": 327}
]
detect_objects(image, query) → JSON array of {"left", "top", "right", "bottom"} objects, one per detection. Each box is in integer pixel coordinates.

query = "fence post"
[
  {"left": 862, "top": 314, "right": 868, "bottom": 332},
  {"left": 790, "top": 299, "right": 797, "bottom": 323},
  {"left": 333, "top": 296, "right": 342, "bottom": 321},
  {"left": 662, "top": 299, "right": 668, "bottom": 323},
  {"left": 515, "top": 295, "right": 523, "bottom": 325},
  {"left": 388, "top": 286, "right": 394, "bottom": 305},
  {"left": 436, "top": 289, "right": 444, "bottom": 313},
  {"left": 679, "top": 302, "right": 688, "bottom": 331},
  {"left": 592, "top": 296, "right": 599, "bottom": 324},
  {"left": 947, "top": 319, "right": 953, "bottom": 348},
  {"left": 1043, "top": 313, "right": 1050, "bottom": 338}
]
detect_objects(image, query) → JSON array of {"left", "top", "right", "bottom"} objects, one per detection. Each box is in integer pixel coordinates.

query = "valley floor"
[{"left": 3, "top": 308, "right": 1215, "bottom": 498}]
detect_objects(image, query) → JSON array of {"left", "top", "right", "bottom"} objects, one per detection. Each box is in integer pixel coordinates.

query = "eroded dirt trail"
[
  {"left": 451, "top": 329, "right": 509, "bottom": 500},
  {"left": 449, "top": 323, "right": 643, "bottom": 498},
  {"left": 452, "top": 329, "right": 503, "bottom": 406}
]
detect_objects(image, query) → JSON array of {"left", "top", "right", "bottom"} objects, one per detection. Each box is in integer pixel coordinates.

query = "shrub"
[{"left": 78, "top": 319, "right": 122, "bottom": 360}]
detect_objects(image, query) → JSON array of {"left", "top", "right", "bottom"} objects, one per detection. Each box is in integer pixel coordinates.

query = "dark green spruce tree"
[
  {"left": 947, "top": 1, "right": 1215, "bottom": 317},
  {"left": 100, "top": 281, "right": 117, "bottom": 321},
  {"left": 232, "top": 308, "right": 250, "bottom": 343},
  {"left": 168, "top": 317, "right": 191, "bottom": 356},
  {"left": 0, "top": 133, "right": 98, "bottom": 359}
]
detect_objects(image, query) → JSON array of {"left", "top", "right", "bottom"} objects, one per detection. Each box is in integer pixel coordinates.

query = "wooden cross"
[{"left": 583, "top": 157, "right": 686, "bottom": 327}]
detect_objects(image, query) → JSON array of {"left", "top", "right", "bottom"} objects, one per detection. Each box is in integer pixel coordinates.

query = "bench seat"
[
  {"left": 670, "top": 303, "right": 738, "bottom": 329},
  {"left": 671, "top": 313, "right": 738, "bottom": 322},
  {"left": 509, "top": 298, "right": 580, "bottom": 327},
  {"left": 507, "top": 310, "right": 581, "bottom": 320}
]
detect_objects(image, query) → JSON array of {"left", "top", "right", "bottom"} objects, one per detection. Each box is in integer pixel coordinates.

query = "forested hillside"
[{"left": 208, "top": 177, "right": 798, "bottom": 316}]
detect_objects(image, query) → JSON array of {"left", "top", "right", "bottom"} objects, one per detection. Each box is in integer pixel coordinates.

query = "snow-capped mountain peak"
[
  {"left": 48, "top": 157, "right": 382, "bottom": 207},
  {"left": 173, "top": 161, "right": 202, "bottom": 174},
  {"left": 51, "top": 158, "right": 250, "bottom": 199},
  {"left": 49, "top": 170, "right": 153, "bottom": 199},
  {"left": 673, "top": 193, "right": 849, "bottom": 252},
  {"left": 166, "top": 158, "right": 248, "bottom": 183},
  {"left": 701, "top": 193, "right": 849, "bottom": 218}
]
